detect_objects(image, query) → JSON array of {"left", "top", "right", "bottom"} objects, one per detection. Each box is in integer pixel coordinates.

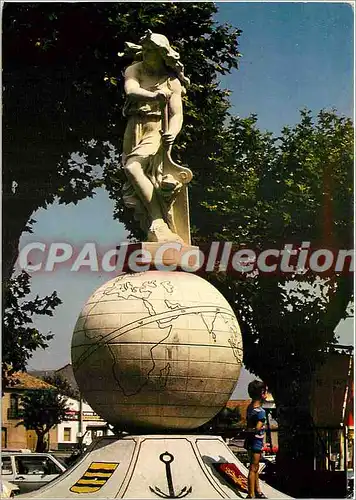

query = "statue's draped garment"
[{"left": 122, "top": 71, "right": 175, "bottom": 232}]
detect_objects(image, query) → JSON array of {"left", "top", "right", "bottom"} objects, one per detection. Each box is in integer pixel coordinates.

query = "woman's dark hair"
[{"left": 248, "top": 380, "right": 266, "bottom": 400}]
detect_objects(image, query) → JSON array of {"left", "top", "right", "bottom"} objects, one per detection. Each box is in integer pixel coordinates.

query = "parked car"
[
  {"left": 1, "top": 453, "right": 67, "bottom": 494},
  {"left": 0, "top": 480, "right": 20, "bottom": 498}
]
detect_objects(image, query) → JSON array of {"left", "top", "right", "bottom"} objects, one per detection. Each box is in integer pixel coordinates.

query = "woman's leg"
[
  {"left": 124, "top": 156, "right": 182, "bottom": 242},
  {"left": 124, "top": 156, "right": 163, "bottom": 221}
]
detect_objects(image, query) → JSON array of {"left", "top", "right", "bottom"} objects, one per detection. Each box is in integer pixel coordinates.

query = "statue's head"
[
  {"left": 140, "top": 31, "right": 180, "bottom": 67},
  {"left": 126, "top": 30, "right": 190, "bottom": 89}
]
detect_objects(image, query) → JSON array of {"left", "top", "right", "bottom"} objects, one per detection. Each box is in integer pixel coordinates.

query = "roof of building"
[
  {"left": 29, "top": 364, "right": 79, "bottom": 394},
  {"left": 56, "top": 364, "right": 78, "bottom": 391},
  {"left": 6, "top": 372, "right": 55, "bottom": 390}
]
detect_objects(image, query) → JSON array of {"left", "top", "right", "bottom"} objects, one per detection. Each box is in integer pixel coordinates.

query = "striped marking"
[
  {"left": 82, "top": 472, "right": 112, "bottom": 478},
  {"left": 70, "top": 462, "right": 119, "bottom": 494}
]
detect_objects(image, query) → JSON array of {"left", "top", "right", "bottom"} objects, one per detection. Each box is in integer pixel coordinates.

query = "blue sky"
[
  {"left": 216, "top": 2, "right": 353, "bottom": 133},
  {"left": 20, "top": 2, "right": 354, "bottom": 398}
]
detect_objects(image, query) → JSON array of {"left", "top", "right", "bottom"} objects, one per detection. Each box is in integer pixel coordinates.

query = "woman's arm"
[
  {"left": 168, "top": 78, "right": 183, "bottom": 137},
  {"left": 162, "top": 78, "right": 183, "bottom": 146},
  {"left": 124, "top": 64, "right": 164, "bottom": 101}
]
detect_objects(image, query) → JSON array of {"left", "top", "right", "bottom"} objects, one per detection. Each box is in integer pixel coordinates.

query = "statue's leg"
[
  {"left": 124, "top": 156, "right": 163, "bottom": 221},
  {"left": 124, "top": 156, "right": 183, "bottom": 243}
]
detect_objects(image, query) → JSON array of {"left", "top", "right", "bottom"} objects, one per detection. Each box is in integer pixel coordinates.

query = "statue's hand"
[
  {"left": 161, "top": 132, "right": 175, "bottom": 147},
  {"left": 154, "top": 89, "right": 171, "bottom": 103}
]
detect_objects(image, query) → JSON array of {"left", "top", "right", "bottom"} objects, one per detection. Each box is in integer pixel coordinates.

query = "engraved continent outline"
[{"left": 73, "top": 278, "right": 242, "bottom": 396}]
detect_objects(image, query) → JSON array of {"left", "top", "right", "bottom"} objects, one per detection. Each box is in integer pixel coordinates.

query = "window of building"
[
  {"left": 63, "top": 427, "right": 71, "bottom": 442},
  {"left": 10, "top": 394, "right": 19, "bottom": 410},
  {"left": 87, "top": 427, "right": 106, "bottom": 440},
  {"left": 8, "top": 394, "right": 21, "bottom": 418}
]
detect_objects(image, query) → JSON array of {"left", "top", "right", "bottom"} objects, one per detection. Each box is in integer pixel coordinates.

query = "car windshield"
[
  {"left": 15, "top": 456, "right": 63, "bottom": 475},
  {"left": 54, "top": 456, "right": 67, "bottom": 469}
]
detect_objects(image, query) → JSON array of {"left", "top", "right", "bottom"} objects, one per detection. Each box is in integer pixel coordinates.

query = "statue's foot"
[{"left": 147, "top": 220, "right": 183, "bottom": 243}]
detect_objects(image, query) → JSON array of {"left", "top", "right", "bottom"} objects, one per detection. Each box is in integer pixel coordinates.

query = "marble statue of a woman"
[{"left": 121, "top": 31, "right": 192, "bottom": 243}]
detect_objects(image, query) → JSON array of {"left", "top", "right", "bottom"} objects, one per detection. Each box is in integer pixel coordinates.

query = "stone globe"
[{"left": 71, "top": 271, "right": 242, "bottom": 431}]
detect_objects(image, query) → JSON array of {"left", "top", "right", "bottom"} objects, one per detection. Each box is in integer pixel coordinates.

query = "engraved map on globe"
[{"left": 72, "top": 271, "right": 243, "bottom": 430}]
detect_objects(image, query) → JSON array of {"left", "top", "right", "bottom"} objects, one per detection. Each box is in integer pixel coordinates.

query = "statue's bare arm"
[
  {"left": 165, "top": 78, "right": 183, "bottom": 143},
  {"left": 124, "top": 64, "right": 160, "bottom": 101}
]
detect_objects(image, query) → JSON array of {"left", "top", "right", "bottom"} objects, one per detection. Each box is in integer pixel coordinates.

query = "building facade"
[
  {"left": 2, "top": 372, "right": 57, "bottom": 450},
  {"left": 57, "top": 397, "right": 113, "bottom": 450},
  {"left": 1, "top": 372, "right": 112, "bottom": 452}
]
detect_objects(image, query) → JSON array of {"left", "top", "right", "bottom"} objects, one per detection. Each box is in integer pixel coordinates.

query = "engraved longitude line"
[
  {"left": 74, "top": 307, "right": 189, "bottom": 368},
  {"left": 80, "top": 277, "right": 128, "bottom": 337},
  {"left": 74, "top": 314, "right": 242, "bottom": 370},
  {"left": 108, "top": 290, "right": 176, "bottom": 396},
  {"left": 80, "top": 277, "right": 158, "bottom": 340},
  {"left": 108, "top": 323, "right": 174, "bottom": 396},
  {"left": 73, "top": 305, "right": 234, "bottom": 369},
  {"left": 221, "top": 311, "right": 243, "bottom": 363}
]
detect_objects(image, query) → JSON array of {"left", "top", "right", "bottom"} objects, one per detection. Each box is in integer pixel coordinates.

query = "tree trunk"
[
  {"left": 2, "top": 193, "right": 38, "bottom": 283},
  {"left": 271, "top": 377, "right": 317, "bottom": 497},
  {"left": 35, "top": 432, "right": 48, "bottom": 452}
]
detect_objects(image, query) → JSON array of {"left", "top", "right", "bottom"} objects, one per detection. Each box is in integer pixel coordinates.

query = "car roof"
[
  {"left": 1, "top": 449, "right": 32, "bottom": 453},
  {"left": 2, "top": 452, "right": 54, "bottom": 456}
]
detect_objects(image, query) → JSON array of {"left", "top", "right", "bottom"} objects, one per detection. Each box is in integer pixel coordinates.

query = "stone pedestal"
[
  {"left": 23, "top": 435, "right": 291, "bottom": 499},
  {"left": 116, "top": 242, "right": 202, "bottom": 273}
]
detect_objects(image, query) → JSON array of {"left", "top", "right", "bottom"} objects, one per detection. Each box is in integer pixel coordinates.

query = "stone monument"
[
  {"left": 23, "top": 31, "right": 290, "bottom": 499},
  {"left": 121, "top": 30, "right": 192, "bottom": 245},
  {"left": 71, "top": 270, "right": 243, "bottom": 431},
  {"left": 71, "top": 29, "right": 243, "bottom": 434}
]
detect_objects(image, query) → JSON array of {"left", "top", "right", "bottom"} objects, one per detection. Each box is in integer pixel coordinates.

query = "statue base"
[
  {"left": 116, "top": 242, "right": 202, "bottom": 273},
  {"left": 25, "top": 435, "right": 291, "bottom": 499}
]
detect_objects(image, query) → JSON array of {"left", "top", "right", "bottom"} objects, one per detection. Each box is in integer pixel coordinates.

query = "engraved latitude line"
[
  {"left": 73, "top": 307, "right": 241, "bottom": 372},
  {"left": 108, "top": 293, "right": 175, "bottom": 396},
  {"left": 73, "top": 304, "right": 235, "bottom": 369}
]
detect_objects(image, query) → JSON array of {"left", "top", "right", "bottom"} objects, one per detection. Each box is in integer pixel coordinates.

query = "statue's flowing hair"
[{"left": 122, "top": 30, "right": 190, "bottom": 94}]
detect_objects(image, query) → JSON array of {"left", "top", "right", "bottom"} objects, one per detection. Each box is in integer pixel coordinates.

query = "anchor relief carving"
[{"left": 149, "top": 452, "right": 192, "bottom": 499}]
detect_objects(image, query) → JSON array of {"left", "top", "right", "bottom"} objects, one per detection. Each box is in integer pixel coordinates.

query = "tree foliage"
[
  {"left": 43, "top": 373, "right": 80, "bottom": 401},
  {"left": 3, "top": 3, "right": 354, "bottom": 485},
  {"left": 17, "top": 389, "right": 69, "bottom": 452},
  {"left": 2, "top": 1, "right": 241, "bottom": 398},
  {"left": 196, "top": 109, "right": 353, "bottom": 477},
  {"left": 3, "top": 2, "right": 241, "bottom": 281},
  {"left": 2, "top": 271, "right": 61, "bottom": 391},
  {"left": 200, "top": 110, "right": 353, "bottom": 375}
]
